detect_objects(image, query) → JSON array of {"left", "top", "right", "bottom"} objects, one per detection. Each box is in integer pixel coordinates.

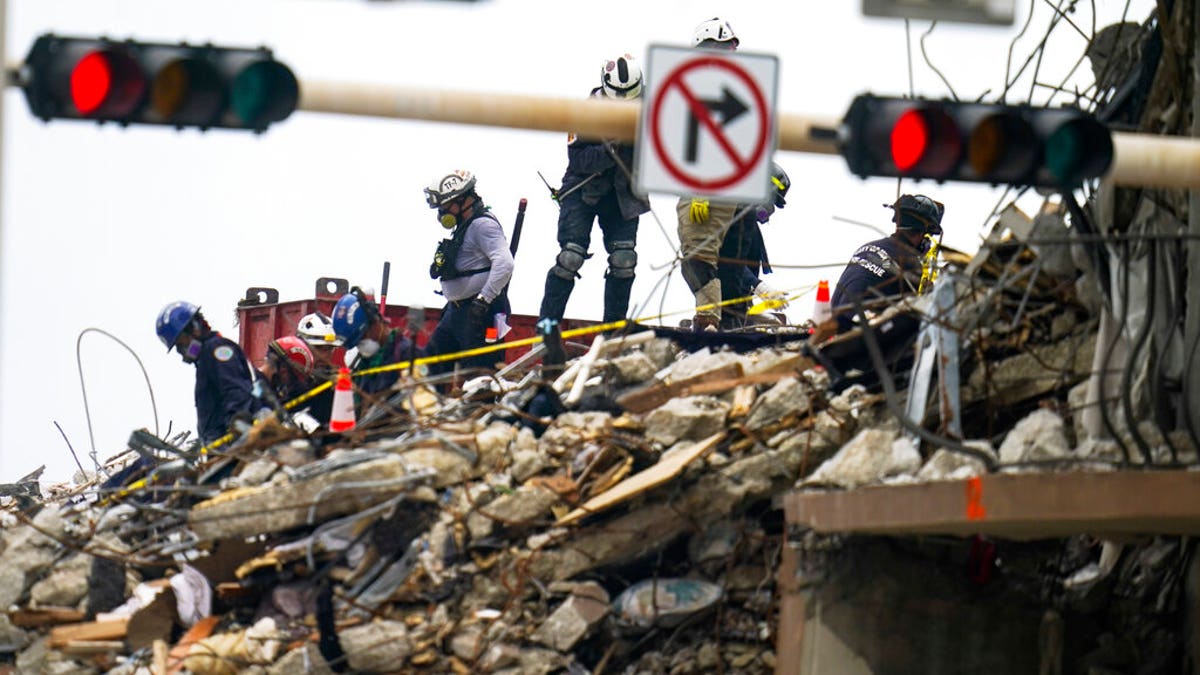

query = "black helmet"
[
  {"left": 887, "top": 194, "right": 943, "bottom": 235},
  {"left": 770, "top": 163, "right": 791, "bottom": 208}
]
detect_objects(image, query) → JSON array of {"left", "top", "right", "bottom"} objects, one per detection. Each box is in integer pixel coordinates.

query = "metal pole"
[
  {"left": 0, "top": 0, "right": 7, "bottom": 479},
  {"left": 1188, "top": 0, "right": 1200, "bottom": 447},
  {"left": 298, "top": 78, "right": 1200, "bottom": 190}
]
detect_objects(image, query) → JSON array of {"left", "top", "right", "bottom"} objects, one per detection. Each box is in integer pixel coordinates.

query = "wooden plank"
[
  {"left": 784, "top": 471, "right": 1200, "bottom": 540},
  {"left": 61, "top": 641, "right": 124, "bottom": 656},
  {"left": 557, "top": 432, "right": 724, "bottom": 525},
  {"left": 617, "top": 363, "right": 745, "bottom": 413},
  {"left": 7, "top": 606, "right": 86, "bottom": 628},
  {"left": 49, "top": 618, "right": 130, "bottom": 648}
]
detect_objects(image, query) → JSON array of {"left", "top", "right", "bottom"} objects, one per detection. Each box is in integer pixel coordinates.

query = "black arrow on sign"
[{"left": 684, "top": 86, "right": 750, "bottom": 164}]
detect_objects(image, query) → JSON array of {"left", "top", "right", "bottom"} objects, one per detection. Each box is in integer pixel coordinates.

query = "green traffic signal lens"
[
  {"left": 230, "top": 61, "right": 298, "bottom": 128},
  {"left": 1045, "top": 118, "right": 1113, "bottom": 186}
]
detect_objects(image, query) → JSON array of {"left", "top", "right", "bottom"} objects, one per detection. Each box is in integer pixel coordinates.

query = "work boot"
[{"left": 693, "top": 314, "right": 720, "bottom": 332}]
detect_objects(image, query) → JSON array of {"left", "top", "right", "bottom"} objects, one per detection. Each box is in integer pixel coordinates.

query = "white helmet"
[
  {"left": 600, "top": 54, "right": 643, "bottom": 100},
  {"left": 297, "top": 312, "right": 343, "bottom": 347},
  {"left": 424, "top": 169, "right": 477, "bottom": 208},
  {"left": 692, "top": 17, "right": 739, "bottom": 49}
]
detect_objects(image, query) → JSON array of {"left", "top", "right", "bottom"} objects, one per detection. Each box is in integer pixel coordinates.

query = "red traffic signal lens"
[
  {"left": 890, "top": 107, "right": 961, "bottom": 177},
  {"left": 70, "top": 52, "right": 111, "bottom": 115},
  {"left": 891, "top": 109, "right": 928, "bottom": 171},
  {"left": 69, "top": 48, "right": 145, "bottom": 118}
]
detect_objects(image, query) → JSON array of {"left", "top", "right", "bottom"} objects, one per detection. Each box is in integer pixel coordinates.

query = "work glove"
[
  {"left": 689, "top": 198, "right": 710, "bottom": 224},
  {"left": 468, "top": 297, "right": 492, "bottom": 333},
  {"left": 753, "top": 280, "right": 790, "bottom": 309}
]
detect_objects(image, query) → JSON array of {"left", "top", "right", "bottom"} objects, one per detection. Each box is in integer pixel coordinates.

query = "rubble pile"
[
  {"left": 3, "top": 227, "right": 1196, "bottom": 673},
  {"left": 0, "top": 330, "right": 891, "bottom": 675}
]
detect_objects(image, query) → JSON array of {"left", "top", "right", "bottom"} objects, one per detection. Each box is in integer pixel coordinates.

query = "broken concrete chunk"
[
  {"left": 340, "top": 620, "right": 411, "bottom": 673},
  {"left": 0, "top": 614, "right": 30, "bottom": 654},
  {"left": 661, "top": 349, "right": 745, "bottom": 383},
  {"left": 510, "top": 448, "right": 553, "bottom": 484},
  {"left": 998, "top": 409, "right": 1072, "bottom": 464},
  {"left": 188, "top": 455, "right": 420, "bottom": 540},
  {"left": 642, "top": 338, "right": 683, "bottom": 370},
  {"left": 538, "top": 412, "right": 612, "bottom": 456},
  {"left": 744, "top": 377, "right": 808, "bottom": 431},
  {"left": 645, "top": 396, "right": 730, "bottom": 446},
  {"left": 917, "top": 442, "right": 997, "bottom": 482},
  {"left": 479, "top": 642, "right": 520, "bottom": 671},
  {"left": 609, "top": 351, "right": 658, "bottom": 385},
  {"left": 403, "top": 447, "right": 476, "bottom": 487},
  {"left": 477, "top": 485, "right": 558, "bottom": 529},
  {"left": 531, "top": 581, "right": 609, "bottom": 651},
  {"left": 268, "top": 644, "right": 335, "bottom": 675},
  {"left": 475, "top": 422, "right": 517, "bottom": 470},
  {"left": 29, "top": 553, "right": 91, "bottom": 608},
  {"left": 231, "top": 458, "right": 279, "bottom": 487},
  {"left": 449, "top": 624, "right": 484, "bottom": 661},
  {"left": 803, "top": 427, "right": 919, "bottom": 489}
]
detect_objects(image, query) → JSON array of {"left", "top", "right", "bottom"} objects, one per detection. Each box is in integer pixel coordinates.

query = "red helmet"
[{"left": 269, "top": 336, "right": 314, "bottom": 376}]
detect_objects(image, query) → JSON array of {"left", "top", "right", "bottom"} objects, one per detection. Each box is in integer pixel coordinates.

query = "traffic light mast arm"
[
  {"left": 298, "top": 80, "right": 1200, "bottom": 191},
  {"left": 1108, "top": 133, "right": 1200, "bottom": 190}
]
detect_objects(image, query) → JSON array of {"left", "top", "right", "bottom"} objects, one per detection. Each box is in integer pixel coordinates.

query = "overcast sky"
[{"left": 0, "top": 0, "right": 1152, "bottom": 483}]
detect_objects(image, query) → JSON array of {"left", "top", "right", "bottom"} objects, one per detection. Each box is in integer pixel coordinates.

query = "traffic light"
[
  {"left": 19, "top": 34, "right": 299, "bottom": 132},
  {"left": 840, "top": 94, "right": 1113, "bottom": 189}
]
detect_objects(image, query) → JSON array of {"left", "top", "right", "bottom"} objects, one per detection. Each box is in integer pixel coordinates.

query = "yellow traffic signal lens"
[
  {"left": 150, "top": 59, "right": 222, "bottom": 125},
  {"left": 968, "top": 114, "right": 1036, "bottom": 182},
  {"left": 151, "top": 60, "right": 189, "bottom": 118}
]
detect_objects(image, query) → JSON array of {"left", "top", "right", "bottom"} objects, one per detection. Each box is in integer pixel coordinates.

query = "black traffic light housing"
[
  {"left": 840, "top": 94, "right": 1113, "bottom": 189},
  {"left": 20, "top": 34, "right": 299, "bottom": 132}
]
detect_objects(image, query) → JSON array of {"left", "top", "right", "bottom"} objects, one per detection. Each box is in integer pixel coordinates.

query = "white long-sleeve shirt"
[{"left": 439, "top": 212, "right": 514, "bottom": 303}]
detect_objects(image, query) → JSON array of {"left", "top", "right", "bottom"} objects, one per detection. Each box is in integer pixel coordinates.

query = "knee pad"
[
  {"left": 681, "top": 257, "right": 717, "bottom": 292},
  {"left": 551, "top": 242, "right": 589, "bottom": 280},
  {"left": 606, "top": 240, "right": 637, "bottom": 279}
]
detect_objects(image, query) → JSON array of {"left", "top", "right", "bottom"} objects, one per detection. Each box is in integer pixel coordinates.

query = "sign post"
[{"left": 635, "top": 44, "right": 779, "bottom": 203}]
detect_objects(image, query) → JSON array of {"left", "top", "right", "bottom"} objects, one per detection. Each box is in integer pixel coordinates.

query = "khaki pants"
[{"left": 676, "top": 198, "right": 738, "bottom": 320}]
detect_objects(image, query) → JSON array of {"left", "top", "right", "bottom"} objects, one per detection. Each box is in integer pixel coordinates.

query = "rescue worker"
[
  {"left": 331, "top": 288, "right": 413, "bottom": 396},
  {"left": 538, "top": 53, "right": 650, "bottom": 325},
  {"left": 830, "top": 194, "right": 944, "bottom": 333},
  {"left": 717, "top": 162, "right": 792, "bottom": 329},
  {"left": 296, "top": 311, "right": 344, "bottom": 374},
  {"left": 677, "top": 17, "right": 744, "bottom": 331},
  {"left": 423, "top": 169, "right": 514, "bottom": 377},
  {"left": 155, "top": 301, "right": 267, "bottom": 445},
  {"left": 258, "top": 336, "right": 333, "bottom": 426}
]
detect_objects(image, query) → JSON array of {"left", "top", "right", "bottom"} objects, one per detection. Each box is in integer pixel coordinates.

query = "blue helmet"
[
  {"left": 156, "top": 301, "right": 200, "bottom": 351},
  {"left": 331, "top": 293, "right": 369, "bottom": 348}
]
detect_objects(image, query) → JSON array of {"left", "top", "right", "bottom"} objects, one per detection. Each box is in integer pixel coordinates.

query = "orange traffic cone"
[
  {"left": 329, "top": 367, "right": 356, "bottom": 432},
  {"left": 813, "top": 280, "right": 832, "bottom": 324}
]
